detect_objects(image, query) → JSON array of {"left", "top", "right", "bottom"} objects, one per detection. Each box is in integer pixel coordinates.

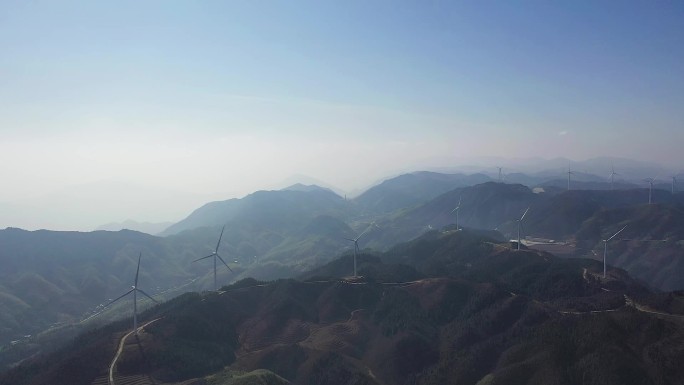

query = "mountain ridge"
[{"left": 5, "top": 230, "right": 684, "bottom": 385}]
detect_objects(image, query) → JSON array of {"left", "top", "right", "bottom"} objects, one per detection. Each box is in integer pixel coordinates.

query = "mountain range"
[
  {"left": 3, "top": 166, "right": 684, "bottom": 379},
  {"left": 4, "top": 230, "right": 684, "bottom": 385},
  {"left": 94, "top": 220, "right": 174, "bottom": 235}
]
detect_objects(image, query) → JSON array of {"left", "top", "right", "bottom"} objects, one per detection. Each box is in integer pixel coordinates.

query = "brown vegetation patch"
[{"left": 239, "top": 318, "right": 311, "bottom": 352}]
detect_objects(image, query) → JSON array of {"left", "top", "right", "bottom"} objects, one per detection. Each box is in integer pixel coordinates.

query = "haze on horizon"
[{"left": 1, "top": 1, "right": 682, "bottom": 231}]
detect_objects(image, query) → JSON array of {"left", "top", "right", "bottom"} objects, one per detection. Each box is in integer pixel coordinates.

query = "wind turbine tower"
[
  {"left": 516, "top": 207, "right": 530, "bottom": 251},
  {"left": 602, "top": 225, "right": 627, "bottom": 278},
  {"left": 194, "top": 225, "right": 233, "bottom": 291},
  {"left": 567, "top": 166, "right": 575, "bottom": 191},
  {"left": 609, "top": 166, "right": 619, "bottom": 191},
  {"left": 498, "top": 167, "right": 503, "bottom": 183},
  {"left": 344, "top": 222, "right": 377, "bottom": 277},
  {"left": 100, "top": 253, "right": 157, "bottom": 335},
  {"left": 451, "top": 195, "right": 462, "bottom": 231},
  {"left": 672, "top": 176, "right": 677, "bottom": 194},
  {"left": 644, "top": 178, "right": 656, "bottom": 204}
]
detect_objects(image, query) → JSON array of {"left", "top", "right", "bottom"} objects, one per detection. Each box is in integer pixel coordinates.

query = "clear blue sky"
[{"left": 1, "top": 1, "right": 683, "bottom": 229}]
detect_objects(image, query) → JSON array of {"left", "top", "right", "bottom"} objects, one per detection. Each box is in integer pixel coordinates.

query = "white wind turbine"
[
  {"left": 497, "top": 167, "right": 503, "bottom": 183},
  {"left": 602, "top": 225, "right": 627, "bottom": 278},
  {"left": 344, "top": 222, "right": 377, "bottom": 277},
  {"left": 609, "top": 166, "right": 619, "bottom": 190},
  {"left": 672, "top": 176, "right": 678, "bottom": 194},
  {"left": 194, "top": 225, "right": 233, "bottom": 291},
  {"left": 516, "top": 207, "right": 530, "bottom": 251},
  {"left": 98, "top": 253, "right": 157, "bottom": 335},
  {"left": 567, "top": 166, "right": 575, "bottom": 191},
  {"left": 451, "top": 195, "right": 462, "bottom": 231},
  {"left": 644, "top": 177, "right": 656, "bottom": 204}
]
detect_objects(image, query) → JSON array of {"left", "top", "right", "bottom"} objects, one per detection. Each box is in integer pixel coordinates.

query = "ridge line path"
[
  {"left": 623, "top": 295, "right": 684, "bottom": 319},
  {"left": 109, "top": 318, "right": 162, "bottom": 385}
]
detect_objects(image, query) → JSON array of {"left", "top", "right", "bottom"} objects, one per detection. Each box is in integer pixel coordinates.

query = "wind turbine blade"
[
  {"left": 607, "top": 225, "right": 628, "bottom": 241},
  {"left": 103, "top": 289, "right": 135, "bottom": 309},
  {"left": 453, "top": 196, "right": 461, "bottom": 211},
  {"left": 216, "top": 254, "right": 233, "bottom": 272},
  {"left": 215, "top": 225, "right": 226, "bottom": 252},
  {"left": 520, "top": 207, "right": 530, "bottom": 221},
  {"left": 193, "top": 253, "right": 216, "bottom": 262},
  {"left": 80, "top": 311, "right": 103, "bottom": 323},
  {"left": 135, "top": 252, "right": 141, "bottom": 287},
  {"left": 136, "top": 289, "right": 158, "bottom": 303},
  {"left": 343, "top": 237, "right": 356, "bottom": 242},
  {"left": 356, "top": 223, "right": 375, "bottom": 241}
]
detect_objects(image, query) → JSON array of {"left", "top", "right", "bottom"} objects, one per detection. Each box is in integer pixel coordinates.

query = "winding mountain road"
[{"left": 108, "top": 318, "right": 161, "bottom": 385}]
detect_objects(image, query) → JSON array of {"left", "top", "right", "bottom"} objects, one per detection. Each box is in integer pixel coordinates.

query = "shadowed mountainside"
[
  {"left": 160, "top": 189, "right": 347, "bottom": 236},
  {"left": 5, "top": 230, "right": 684, "bottom": 385},
  {"left": 0, "top": 228, "right": 199, "bottom": 345}
]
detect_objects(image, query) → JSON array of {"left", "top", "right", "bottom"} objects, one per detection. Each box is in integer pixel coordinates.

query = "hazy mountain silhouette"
[
  {"left": 281, "top": 183, "right": 338, "bottom": 195},
  {"left": 353, "top": 171, "right": 492, "bottom": 214},
  {"left": 160, "top": 189, "right": 347, "bottom": 236},
  {"left": 436, "top": 156, "right": 672, "bottom": 182},
  {"left": 94, "top": 219, "right": 174, "bottom": 235},
  {"left": 367, "top": 182, "right": 537, "bottom": 250}
]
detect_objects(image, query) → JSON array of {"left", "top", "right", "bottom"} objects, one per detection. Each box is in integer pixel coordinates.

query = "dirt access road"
[{"left": 109, "top": 318, "right": 162, "bottom": 385}]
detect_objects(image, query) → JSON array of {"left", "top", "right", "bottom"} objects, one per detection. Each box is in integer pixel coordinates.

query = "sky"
[{"left": 1, "top": 1, "right": 683, "bottom": 230}]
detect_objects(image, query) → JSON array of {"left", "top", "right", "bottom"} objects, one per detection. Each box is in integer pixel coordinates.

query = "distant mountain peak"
[
  {"left": 281, "top": 183, "right": 336, "bottom": 195},
  {"left": 95, "top": 219, "right": 174, "bottom": 235}
]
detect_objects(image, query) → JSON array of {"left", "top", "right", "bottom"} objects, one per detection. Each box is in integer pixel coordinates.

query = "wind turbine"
[
  {"left": 609, "top": 166, "right": 619, "bottom": 190},
  {"left": 644, "top": 177, "right": 656, "bottom": 204},
  {"left": 344, "top": 222, "right": 377, "bottom": 277},
  {"left": 672, "top": 176, "right": 677, "bottom": 194},
  {"left": 602, "top": 225, "right": 627, "bottom": 278},
  {"left": 451, "top": 195, "right": 462, "bottom": 231},
  {"left": 567, "top": 166, "right": 575, "bottom": 191},
  {"left": 193, "top": 225, "right": 233, "bottom": 291},
  {"left": 497, "top": 167, "right": 503, "bottom": 183},
  {"left": 516, "top": 207, "right": 530, "bottom": 251},
  {"left": 100, "top": 253, "right": 157, "bottom": 335}
]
